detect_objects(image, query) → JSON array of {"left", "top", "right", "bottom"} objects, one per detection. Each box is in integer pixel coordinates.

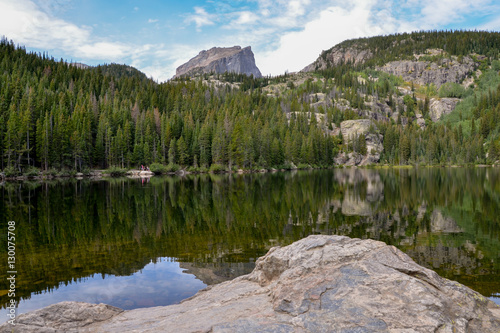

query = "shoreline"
[{"left": 1, "top": 163, "right": 499, "bottom": 182}]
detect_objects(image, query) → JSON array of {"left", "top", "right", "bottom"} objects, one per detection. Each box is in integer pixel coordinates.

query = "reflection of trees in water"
[{"left": 1, "top": 168, "right": 499, "bottom": 307}]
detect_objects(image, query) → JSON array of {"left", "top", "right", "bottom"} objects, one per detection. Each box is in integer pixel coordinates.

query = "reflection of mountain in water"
[
  {"left": 335, "top": 169, "right": 384, "bottom": 217},
  {"left": 281, "top": 168, "right": 500, "bottom": 296},
  {"left": 428, "top": 210, "right": 463, "bottom": 233},
  {"left": 1, "top": 168, "right": 499, "bottom": 308},
  {"left": 179, "top": 261, "right": 255, "bottom": 285}
]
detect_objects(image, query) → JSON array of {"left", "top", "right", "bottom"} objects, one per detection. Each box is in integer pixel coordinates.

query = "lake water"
[{"left": 1, "top": 168, "right": 500, "bottom": 322}]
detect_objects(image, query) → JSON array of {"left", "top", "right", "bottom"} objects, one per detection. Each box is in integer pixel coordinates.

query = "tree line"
[
  {"left": 0, "top": 37, "right": 337, "bottom": 174},
  {"left": 2, "top": 30, "right": 500, "bottom": 175}
]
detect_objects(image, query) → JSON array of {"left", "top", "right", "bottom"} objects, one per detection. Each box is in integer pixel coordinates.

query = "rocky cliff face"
[
  {"left": 302, "top": 45, "right": 373, "bottom": 72},
  {"left": 334, "top": 119, "right": 383, "bottom": 166},
  {"left": 377, "top": 56, "right": 477, "bottom": 88},
  {"left": 174, "top": 46, "right": 262, "bottom": 79},
  {"left": 5, "top": 235, "right": 499, "bottom": 332},
  {"left": 429, "top": 97, "right": 461, "bottom": 122}
]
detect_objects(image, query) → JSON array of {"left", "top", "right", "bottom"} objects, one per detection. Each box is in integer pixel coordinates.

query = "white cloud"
[
  {"left": 234, "top": 11, "right": 259, "bottom": 25},
  {"left": 253, "top": 0, "right": 499, "bottom": 75},
  {"left": 0, "top": 0, "right": 133, "bottom": 61},
  {"left": 286, "top": 0, "right": 311, "bottom": 17},
  {"left": 2, "top": 0, "right": 499, "bottom": 82},
  {"left": 480, "top": 16, "right": 500, "bottom": 31},
  {"left": 77, "top": 42, "right": 129, "bottom": 59},
  {"left": 185, "top": 7, "right": 216, "bottom": 31},
  {"left": 413, "top": 0, "right": 492, "bottom": 28},
  {"left": 257, "top": 0, "right": 391, "bottom": 75},
  {"left": 0, "top": 0, "right": 174, "bottom": 81}
]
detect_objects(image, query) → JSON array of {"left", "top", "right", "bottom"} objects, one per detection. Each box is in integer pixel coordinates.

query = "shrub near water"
[
  {"left": 3, "top": 166, "right": 19, "bottom": 177},
  {"left": 107, "top": 167, "right": 127, "bottom": 177},
  {"left": 81, "top": 168, "right": 92, "bottom": 176},
  {"left": 209, "top": 164, "right": 226, "bottom": 173},
  {"left": 165, "top": 164, "right": 180, "bottom": 173},
  {"left": 149, "top": 163, "right": 168, "bottom": 175},
  {"left": 23, "top": 166, "right": 40, "bottom": 177}
]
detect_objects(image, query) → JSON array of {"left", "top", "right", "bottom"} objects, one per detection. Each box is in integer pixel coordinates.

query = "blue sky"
[{"left": 1, "top": 0, "right": 500, "bottom": 81}]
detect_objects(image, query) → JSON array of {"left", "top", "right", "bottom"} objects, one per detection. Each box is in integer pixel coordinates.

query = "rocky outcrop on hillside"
[
  {"left": 302, "top": 45, "right": 373, "bottom": 72},
  {"left": 377, "top": 56, "right": 477, "bottom": 88},
  {"left": 429, "top": 97, "right": 460, "bottom": 122},
  {"left": 68, "top": 62, "right": 90, "bottom": 70},
  {"left": 174, "top": 46, "right": 262, "bottom": 79},
  {"left": 334, "top": 119, "right": 383, "bottom": 166},
  {"left": 5, "top": 235, "right": 500, "bottom": 332}
]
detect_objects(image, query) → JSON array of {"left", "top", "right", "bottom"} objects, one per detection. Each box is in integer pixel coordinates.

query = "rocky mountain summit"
[
  {"left": 174, "top": 46, "right": 262, "bottom": 79},
  {"left": 3, "top": 235, "right": 499, "bottom": 332}
]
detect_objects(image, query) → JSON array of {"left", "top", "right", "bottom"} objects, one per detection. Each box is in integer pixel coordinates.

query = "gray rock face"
[
  {"left": 340, "top": 119, "right": 373, "bottom": 140},
  {"left": 174, "top": 46, "right": 262, "bottom": 78},
  {"left": 337, "top": 120, "right": 383, "bottom": 165},
  {"left": 302, "top": 46, "right": 373, "bottom": 72},
  {"left": 3, "top": 235, "right": 500, "bottom": 332},
  {"left": 378, "top": 57, "right": 476, "bottom": 88},
  {"left": 1, "top": 302, "right": 123, "bottom": 333},
  {"left": 429, "top": 97, "right": 460, "bottom": 122}
]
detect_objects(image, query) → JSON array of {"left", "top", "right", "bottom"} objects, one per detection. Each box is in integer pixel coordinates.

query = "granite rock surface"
[{"left": 3, "top": 235, "right": 500, "bottom": 332}]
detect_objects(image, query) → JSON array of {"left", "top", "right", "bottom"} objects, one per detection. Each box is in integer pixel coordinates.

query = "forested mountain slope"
[
  {"left": 0, "top": 37, "right": 335, "bottom": 175},
  {"left": 299, "top": 30, "right": 500, "bottom": 165},
  {"left": 1, "top": 30, "right": 500, "bottom": 176}
]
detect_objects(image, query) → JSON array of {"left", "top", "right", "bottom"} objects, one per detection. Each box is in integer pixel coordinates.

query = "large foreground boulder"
[{"left": 2, "top": 235, "right": 500, "bottom": 332}]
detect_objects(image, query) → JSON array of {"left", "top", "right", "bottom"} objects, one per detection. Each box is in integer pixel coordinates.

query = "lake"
[{"left": 1, "top": 168, "right": 500, "bottom": 322}]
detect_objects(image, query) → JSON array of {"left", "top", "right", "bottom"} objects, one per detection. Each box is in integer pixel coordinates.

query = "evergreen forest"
[{"left": 2, "top": 30, "right": 500, "bottom": 176}]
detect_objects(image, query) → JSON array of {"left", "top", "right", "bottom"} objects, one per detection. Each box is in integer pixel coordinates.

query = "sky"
[{"left": 1, "top": 0, "right": 500, "bottom": 82}]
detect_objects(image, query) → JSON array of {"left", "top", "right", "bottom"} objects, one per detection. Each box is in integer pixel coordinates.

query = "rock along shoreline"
[{"left": 1, "top": 235, "right": 500, "bottom": 332}]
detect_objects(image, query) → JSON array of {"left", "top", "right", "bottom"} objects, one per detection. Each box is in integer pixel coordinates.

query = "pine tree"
[
  {"left": 230, "top": 120, "right": 245, "bottom": 167},
  {"left": 358, "top": 133, "right": 367, "bottom": 155},
  {"left": 168, "top": 138, "right": 177, "bottom": 165},
  {"left": 177, "top": 136, "right": 189, "bottom": 166}
]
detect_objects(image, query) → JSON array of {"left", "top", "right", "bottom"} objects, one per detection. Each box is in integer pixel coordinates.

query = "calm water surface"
[{"left": 1, "top": 168, "right": 500, "bottom": 322}]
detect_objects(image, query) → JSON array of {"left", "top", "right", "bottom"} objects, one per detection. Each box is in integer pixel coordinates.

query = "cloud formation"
[
  {"left": 184, "top": 7, "right": 216, "bottom": 31},
  {"left": 222, "top": 0, "right": 498, "bottom": 75},
  {"left": 0, "top": 0, "right": 131, "bottom": 60},
  {"left": 1, "top": 0, "right": 498, "bottom": 81}
]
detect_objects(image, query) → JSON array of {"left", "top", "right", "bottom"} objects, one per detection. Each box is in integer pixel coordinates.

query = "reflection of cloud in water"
[{"left": 1, "top": 259, "right": 206, "bottom": 322}]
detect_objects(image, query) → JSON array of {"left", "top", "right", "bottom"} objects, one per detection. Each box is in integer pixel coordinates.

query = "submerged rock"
[{"left": 3, "top": 235, "right": 500, "bottom": 332}]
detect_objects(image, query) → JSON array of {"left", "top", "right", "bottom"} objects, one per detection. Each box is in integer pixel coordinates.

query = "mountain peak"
[{"left": 174, "top": 45, "right": 262, "bottom": 79}]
